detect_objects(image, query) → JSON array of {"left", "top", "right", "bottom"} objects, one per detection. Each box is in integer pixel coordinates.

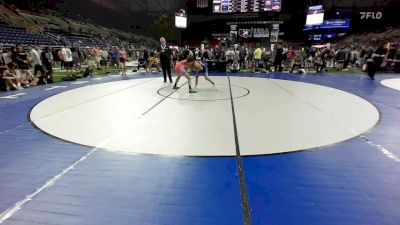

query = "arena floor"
[{"left": 0, "top": 72, "right": 399, "bottom": 225}]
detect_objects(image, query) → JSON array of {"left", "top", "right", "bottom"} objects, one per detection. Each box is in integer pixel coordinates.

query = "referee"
[{"left": 158, "top": 37, "right": 173, "bottom": 83}]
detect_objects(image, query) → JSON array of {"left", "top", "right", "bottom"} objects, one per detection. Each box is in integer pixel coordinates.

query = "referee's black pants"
[{"left": 161, "top": 61, "right": 172, "bottom": 82}]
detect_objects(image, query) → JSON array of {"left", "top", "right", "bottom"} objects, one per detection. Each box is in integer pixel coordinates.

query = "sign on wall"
[
  {"left": 253, "top": 28, "right": 270, "bottom": 38},
  {"left": 360, "top": 12, "right": 383, "bottom": 20},
  {"left": 239, "top": 28, "right": 253, "bottom": 38},
  {"left": 238, "top": 28, "right": 270, "bottom": 38}
]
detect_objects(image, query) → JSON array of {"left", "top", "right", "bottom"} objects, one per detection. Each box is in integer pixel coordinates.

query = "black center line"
[
  {"left": 227, "top": 76, "right": 252, "bottom": 225},
  {"left": 141, "top": 80, "right": 190, "bottom": 116},
  {"left": 156, "top": 85, "right": 251, "bottom": 102}
]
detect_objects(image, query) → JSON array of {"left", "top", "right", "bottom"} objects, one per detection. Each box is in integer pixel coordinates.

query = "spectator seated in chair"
[
  {"left": 229, "top": 60, "right": 240, "bottom": 73},
  {"left": 247, "top": 59, "right": 256, "bottom": 73},
  {"left": 137, "top": 52, "right": 147, "bottom": 72},
  {"left": 148, "top": 53, "right": 161, "bottom": 72}
]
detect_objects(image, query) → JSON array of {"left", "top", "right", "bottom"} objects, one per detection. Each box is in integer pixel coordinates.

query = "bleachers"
[
  {"left": 0, "top": 2, "right": 157, "bottom": 48},
  {"left": 0, "top": 23, "right": 53, "bottom": 45},
  {"left": 0, "top": 22, "right": 104, "bottom": 46},
  {"left": 338, "top": 27, "right": 400, "bottom": 45},
  {"left": 0, "top": 1, "right": 157, "bottom": 48},
  {"left": 46, "top": 29, "right": 102, "bottom": 47},
  {"left": 0, "top": 21, "right": 153, "bottom": 48}
]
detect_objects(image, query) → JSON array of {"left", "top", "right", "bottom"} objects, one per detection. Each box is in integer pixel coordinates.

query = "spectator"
[
  {"left": 100, "top": 48, "right": 108, "bottom": 72},
  {"left": 148, "top": 52, "right": 161, "bottom": 72},
  {"left": 201, "top": 46, "right": 211, "bottom": 63},
  {"left": 12, "top": 44, "right": 30, "bottom": 70},
  {"left": 314, "top": 54, "right": 324, "bottom": 73},
  {"left": 111, "top": 47, "right": 119, "bottom": 68},
  {"left": 335, "top": 47, "right": 347, "bottom": 70},
  {"left": 29, "top": 45, "right": 46, "bottom": 84},
  {"left": 343, "top": 46, "right": 351, "bottom": 69},
  {"left": 86, "top": 47, "right": 97, "bottom": 76},
  {"left": 281, "top": 48, "right": 288, "bottom": 70},
  {"left": 318, "top": 45, "right": 333, "bottom": 72},
  {"left": 239, "top": 46, "right": 247, "bottom": 70},
  {"left": 350, "top": 47, "right": 360, "bottom": 68},
  {"left": 61, "top": 44, "right": 73, "bottom": 76},
  {"left": 137, "top": 52, "right": 147, "bottom": 72},
  {"left": 287, "top": 47, "right": 296, "bottom": 68},
  {"left": 374, "top": 43, "right": 387, "bottom": 70},
  {"left": 213, "top": 45, "right": 222, "bottom": 61},
  {"left": 248, "top": 56, "right": 256, "bottom": 73},
  {"left": 273, "top": 46, "right": 284, "bottom": 72},
  {"left": 226, "top": 47, "right": 235, "bottom": 68},
  {"left": 71, "top": 47, "right": 81, "bottom": 72},
  {"left": 172, "top": 48, "right": 178, "bottom": 66},
  {"left": 1, "top": 64, "right": 23, "bottom": 91},
  {"left": 309, "top": 47, "right": 316, "bottom": 58},
  {"left": 2, "top": 48, "right": 13, "bottom": 68},
  {"left": 143, "top": 48, "right": 149, "bottom": 67},
  {"left": 387, "top": 43, "right": 397, "bottom": 60},
  {"left": 229, "top": 60, "right": 240, "bottom": 73},
  {"left": 194, "top": 48, "right": 201, "bottom": 60},
  {"left": 76, "top": 46, "right": 83, "bottom": 68},
  {"left": 290, "top": 51, "right": 304, "bottom": 73},
  {"left": 94, "top": 46, "right": 101, "bottom": 69},
  {"left": 41, "top": 47, "right": 53, "bottom": 83},
  {"left": 386, "top": 43, "right": 397, "bottom": 70},
  {"left": 119, "top": 47, "right": 127, "bottom": 76},
  {"left": 182, "top": 45, "right": 192, "bottom": 60},
  {"left": 262, "top": 49, "right": 272, "bottom": 71},
  {"left": 0, "top": 46, "right": 3, "bottom": 66},
  {"left": 9, "top": 63, "right": 38, "bottom": 87},
  {"left": 235, "top": 47, "right": 240, "bottom": 62},
  {"left": 303, "top": 48, "right": 313, "bottom": 70},
  {"left": 58, "top": 48, "right": 64, "bottom": 69},
  {"left": 254, "top": 45, "right": 262, "bottom": 68}
]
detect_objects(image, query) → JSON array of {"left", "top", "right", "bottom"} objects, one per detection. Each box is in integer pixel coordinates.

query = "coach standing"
[{"left": 158, "top": 37, "right": 172, "bottom": 83}]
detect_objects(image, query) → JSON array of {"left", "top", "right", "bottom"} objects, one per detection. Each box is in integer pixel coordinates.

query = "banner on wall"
[
  {"left": 253, "top": 28, "right": 270, "bottom": 38},
  {"left": 304, "top": 19, "right": 351, "bottom": 30},
  {"left": 238, "top": 27, "right": 270, "bottom": 38}
]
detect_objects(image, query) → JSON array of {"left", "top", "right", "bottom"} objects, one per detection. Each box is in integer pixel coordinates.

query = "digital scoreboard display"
[
  {"left": 213, "top": 0, "right": 282, "bottom": 13},
  {"left": 305, "top": 5, "right": 324, "bottom": 26},
  {"left": 175, "top": 11, "right": 187, "bottom": 28}
]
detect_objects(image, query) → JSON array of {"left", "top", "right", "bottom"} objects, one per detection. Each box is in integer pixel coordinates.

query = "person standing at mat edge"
[{"left": 158, "top": 37, "right": 173, "bottom": 83}]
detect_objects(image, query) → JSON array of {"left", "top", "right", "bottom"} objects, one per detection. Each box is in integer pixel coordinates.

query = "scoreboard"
[{"left": 213, "top": 0, "right": 282, "bottom": 13}]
